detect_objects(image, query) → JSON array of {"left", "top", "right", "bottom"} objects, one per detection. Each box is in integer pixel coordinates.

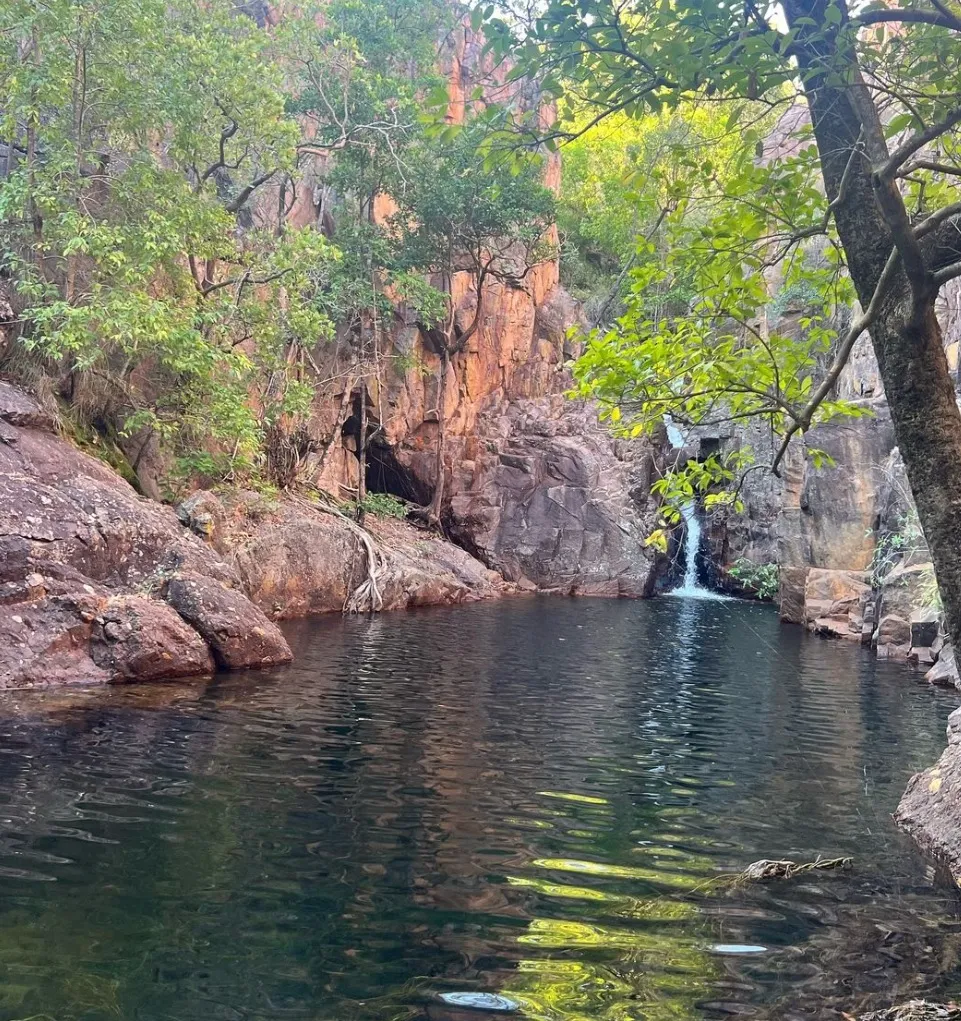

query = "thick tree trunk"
[
  {"left": 870, "top": 308, "right": 961, "bottom": 651},
  {"left": 786, "top": 0, "right": 961, "bottom": 652}
]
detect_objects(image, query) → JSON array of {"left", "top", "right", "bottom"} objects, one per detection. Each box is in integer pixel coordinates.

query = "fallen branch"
[{"left": 731, "top": 856, "right": 853, "bottom": 883}]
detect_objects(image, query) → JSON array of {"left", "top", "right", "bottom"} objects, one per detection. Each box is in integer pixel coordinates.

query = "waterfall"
[{"left": 663, "top": 420, "right": 728, "bottom": 600}]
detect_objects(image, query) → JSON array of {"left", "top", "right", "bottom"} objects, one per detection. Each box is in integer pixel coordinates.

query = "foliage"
[
  {"left": 0, "top": 0, "right": 340, "bottom": 486},
  {"left": 556, "top": 107, "right": 744, "bottom": 320},
  {"left": 474, "top": 0, "right": 961, "bottom": 585},
  {"left": 727, "top": 559, "right": 780, "bottom": 601},
  {"left": 354, "top": 492, "right": 409, "bottom": 519},
  {"left": 389, "top": 121, "right": 557, "bottom": 321},
  {"left": 0, "top": 0, "right": 488, "bottom": 496}
]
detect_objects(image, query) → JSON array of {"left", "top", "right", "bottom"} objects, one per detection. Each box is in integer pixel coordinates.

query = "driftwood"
[
  {"left": 735, "top": 856, "right": 853, "bottom": 882},
  {"left": 848, "top": 1000, "right": 961, "bottom": 1021}
]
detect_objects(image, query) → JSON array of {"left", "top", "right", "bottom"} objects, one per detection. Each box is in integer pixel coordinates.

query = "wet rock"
[
  {"left": 856, "top": 1001, "right": 961, "bottom": 1021},
  {"left": 165, "top": 574, "right": 292, "bottom": 670},
  {"left": 897, "top": 715, "right": 961, "bottom": 880},
  {"left": 926, "top": 646, "right": 960, "bottom": 689},
  {"left": 898, "top": 754, "right": 961, "bottom": 882}
]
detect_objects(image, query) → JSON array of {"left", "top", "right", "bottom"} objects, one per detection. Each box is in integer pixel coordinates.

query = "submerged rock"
[{"left": 855, "top": 1000, "right": 961, "bottom": 1021}]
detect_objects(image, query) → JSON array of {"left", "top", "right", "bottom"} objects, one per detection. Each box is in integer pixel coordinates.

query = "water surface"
[{"left": 0, "top": 597, "right": 959, "bottom": 1021}]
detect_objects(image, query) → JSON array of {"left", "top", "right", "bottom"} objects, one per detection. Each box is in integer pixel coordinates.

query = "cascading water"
[{"left": 664, "top": 420, "right": 728, "bottom": 600}]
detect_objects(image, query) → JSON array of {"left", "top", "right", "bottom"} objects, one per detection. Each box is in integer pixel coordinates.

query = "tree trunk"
[
  {"left": 429, "top": 348, "right": 449, "bottom": 526},
  {"left": 786, "top": 0, "right": 961, "bottom": 652},
  {"left": 356, "top": 380, "right": 367, "bottom": 525},
  {"left": 871, "top": 307, "right": 961, "bottom": 651}
]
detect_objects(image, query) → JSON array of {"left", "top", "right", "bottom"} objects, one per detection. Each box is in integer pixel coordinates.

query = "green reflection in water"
[{"left": 537, "top": 791, "right": 611, "bottom": 806}]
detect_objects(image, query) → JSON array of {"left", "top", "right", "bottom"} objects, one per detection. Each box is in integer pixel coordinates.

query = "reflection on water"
[{"left": 0, "top": 597, "right": 959, "bottom": 1021}]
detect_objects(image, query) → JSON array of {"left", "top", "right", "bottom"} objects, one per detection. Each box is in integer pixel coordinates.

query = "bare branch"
[
  {"left": 900, "top": 158, "right": 961, "bottom": 179},
  {"left": 201, "top": 267, "right": 292, "bottom": 296},
  {"left": 853, "top": 8, "right": 961, "bottom": 31},
  {"left": 225, "top": 169, "right": 277, "bottom": 214}
]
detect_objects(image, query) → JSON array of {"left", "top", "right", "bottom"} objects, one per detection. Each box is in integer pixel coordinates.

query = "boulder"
[
  {"left": 0, "top": 593, "right": 213, "bottom": 688},
  {"left": 221, "top": 494, "right": 503, "bottom": 618},
  {"left": 875, "top": 614, "right": 912, "bottom": 658},
  {"left": 0, "top": 379, "right": 56, "bottom": 431},
  {"left": 165, "top": 574, "right": 292, "bottom": 670},
  {"left": 926, "top": 646, "right": 960, "bottom": 689},
  {"left": 177, "top": 490, "right": 228, "bottom": 550},
  {"left": 90, "top": 596, "right": 215, "bottom": 681},
  {"left": 897, "top": 709, "right": 961, "bottom": 881},
  {"left": 780, "top": 402, "right": 896, "bottom": 581},
  {"left": 0, "top": 383, "right": 292, "bottom": 683},
  {"left": 879, "top": 562, "right": 935, "bottom": 622}
]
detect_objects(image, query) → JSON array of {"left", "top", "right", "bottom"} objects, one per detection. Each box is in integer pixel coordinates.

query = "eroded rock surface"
[
  {"left": 0, "top": 382, "right": 290, "bottom": 685},
  {"left": 213, "top": 492, "right": 504, "bottom": 617},
  {"left": 447, "top": 394, "right": 658, "bottom": 596}
]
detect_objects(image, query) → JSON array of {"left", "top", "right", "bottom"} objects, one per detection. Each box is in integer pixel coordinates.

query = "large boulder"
[
  {"left": 166, "top": 574, "right": 291, "bottom": 669},
  {"left": 216, "top": 492, "right": 503, "bottom": 618},
  {"left": 0, "top": 593, "right": 214, "bottom": 687},
  {"left": 0, "top": 381, "right": 289, "bottom": 685},
  {"left": 926, "top": 645, "right": 960, "bottom": 689}
]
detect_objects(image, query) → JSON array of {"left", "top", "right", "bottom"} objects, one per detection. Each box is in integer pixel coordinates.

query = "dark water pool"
[{"left": 0, "top": 597, "right": 960, "bottom": 1021}]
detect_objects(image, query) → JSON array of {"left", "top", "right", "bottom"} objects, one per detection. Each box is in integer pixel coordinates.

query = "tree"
[
  {"left": 388, "top": 121, "right": 556, "bottom": 523},
  {"left": 0, "top": 0, "right": 343, "bottom": 493},
  {"left": 482, "top": 0, "right": 961, "bottom": 652},
  {"left": 557, "top": 107, "right": 743, "bottom": 325}
]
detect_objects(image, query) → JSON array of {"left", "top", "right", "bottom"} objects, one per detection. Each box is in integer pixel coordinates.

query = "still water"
[{"left": 0, "top": 597, "right": 960, "bottom": 1021}]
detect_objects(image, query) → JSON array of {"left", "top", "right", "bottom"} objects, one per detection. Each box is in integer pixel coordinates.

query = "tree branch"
[
  {"left": 225, "top": 169, "right": 276, "bottom": 213},
  {"left": 880, "top": 105, "right": 961, "bottom": 181},
  {"left": 853, "top": 8, "right": 961, "bottom": 31},
  {"left": 771, "top": 247, "right": 901, "bottom": 476}
]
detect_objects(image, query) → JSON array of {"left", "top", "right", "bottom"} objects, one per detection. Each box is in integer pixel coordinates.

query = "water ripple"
[{"left": 0, "top": 598, "right": 956, "bottom": 1021}]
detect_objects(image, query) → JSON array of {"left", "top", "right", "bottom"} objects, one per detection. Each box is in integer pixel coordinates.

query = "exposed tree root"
[{"left": 293, "top": 492, "right": 384, "bottom": 613}]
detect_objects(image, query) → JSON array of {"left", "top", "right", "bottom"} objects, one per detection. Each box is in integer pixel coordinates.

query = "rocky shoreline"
[{"left": 0, "top": 380, "right": 503, "bottom": 688}]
